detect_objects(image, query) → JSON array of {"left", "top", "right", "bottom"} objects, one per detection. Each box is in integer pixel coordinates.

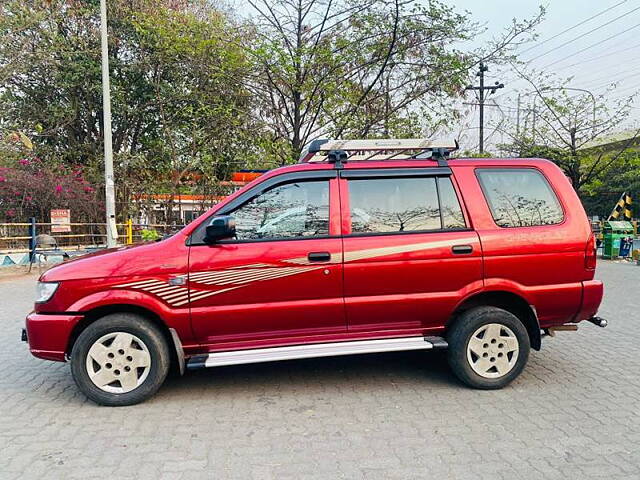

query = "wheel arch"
[
  {"left": 66, "top": 303, "right": 183, "bottom": 371},
  {"left": 449, "top": 290, "right": 541, "bottom": 350}
]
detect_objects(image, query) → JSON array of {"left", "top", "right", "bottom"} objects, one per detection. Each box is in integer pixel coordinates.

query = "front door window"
[{"left": 230, "top": 180, "right": 330, "bottom": 240}]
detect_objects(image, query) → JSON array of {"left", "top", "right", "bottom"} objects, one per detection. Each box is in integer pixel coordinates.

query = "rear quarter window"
[{"left": 476, "top": 168, "right": 564, "bottom": 228}]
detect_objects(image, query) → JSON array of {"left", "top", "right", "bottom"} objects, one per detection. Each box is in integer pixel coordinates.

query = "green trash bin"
[{"left": 602, "top": 220, "right": 634, "bottom": 259}]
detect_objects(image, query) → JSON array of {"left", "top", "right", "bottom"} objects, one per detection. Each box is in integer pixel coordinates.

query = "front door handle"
[
  {"left": 452, "top": 245, "right": 473, "bottom": 254},
  {"left": 308, "top": 251, "right": 331, "bottom": 262}
]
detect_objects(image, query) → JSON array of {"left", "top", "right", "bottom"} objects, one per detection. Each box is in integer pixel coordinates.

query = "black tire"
[
  {"left": 447, "top": 306, "right": 530, "bottom": 389},
  {"left": 70, "top": 313, "right": 170, "bottom": 406}
]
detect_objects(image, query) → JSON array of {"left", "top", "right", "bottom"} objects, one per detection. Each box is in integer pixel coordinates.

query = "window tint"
[
  {"left": 231, "top": 180, "right": 329, "bottom": 240},
  {"left": 476, "top": 168, "right": 564, "bottom": 227},
  {"left": 348, "top": 176, "right": 465, "bottom": 234},
  {"left": 439, "top": 177, "right": 466, "bottom": 229}
]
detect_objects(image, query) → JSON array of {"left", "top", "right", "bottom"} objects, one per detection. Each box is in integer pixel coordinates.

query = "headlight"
[{"left": 36, "top": 282, "right": 59, "bottom": 303}]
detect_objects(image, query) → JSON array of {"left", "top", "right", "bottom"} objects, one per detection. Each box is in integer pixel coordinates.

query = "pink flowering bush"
[{"left": 0, "top": 157, "right": 102, "bottom": 222}]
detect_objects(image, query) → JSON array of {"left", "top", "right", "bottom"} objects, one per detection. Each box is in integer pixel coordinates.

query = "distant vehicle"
[{"left": 24, "top": 138, "right": 606, "bottom": 406}]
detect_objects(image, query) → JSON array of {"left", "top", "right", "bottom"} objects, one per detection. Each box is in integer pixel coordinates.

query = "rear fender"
[{"left": 452, "top": 284, "right": 541, "bottom": 350}]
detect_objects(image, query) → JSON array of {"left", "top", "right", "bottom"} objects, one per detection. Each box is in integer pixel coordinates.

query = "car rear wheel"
[
  {"left": 447, "top": 306, "right": 530, "bottom": 389},
  {"left": 70, "top": 313, "right": 170, "bottom": 406}
]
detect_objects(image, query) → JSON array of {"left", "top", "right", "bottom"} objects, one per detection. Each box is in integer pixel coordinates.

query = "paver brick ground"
[{"left": 0, "top": 261, "right": 638, "bottom": 479}]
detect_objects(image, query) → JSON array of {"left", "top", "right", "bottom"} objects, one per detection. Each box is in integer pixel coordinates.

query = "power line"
[
  {"left": 497, "top": 58, "right": 640, "bottom": 101},
  {"left": 487, "top": 6, "right": 640, "bottom": 92},
  {"left": 518, "top": 0, "right": 629, "bottom": 56},
  {"left": 496, "top": 40, "right": 640, "bottom": 90},
  {"left": 574, "top": 64, "right": 640, "bottom": 89},
  {"left": 554, "top": 41, "right": 640, "bottom": 71},
  {"left": 525, "top": 6, "right": 640, "bottom": 64},
  {"left": 542, "top": 22, "right": 640, "bottom": 70},
  {"left": 605, "top": 83, "right": 640, "bottom": 98}
]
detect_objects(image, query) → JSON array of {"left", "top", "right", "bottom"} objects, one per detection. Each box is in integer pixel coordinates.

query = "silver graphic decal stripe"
[
  {"left": 172, "top": 287, "right": 241, "bottom": 307},
  {"left": 343, "top": 237, "right": 477, "bottom": 262},
  {"left": 193, "top": 267, "right": 304, "bottom": 285},
  {"left": 160, "top": 290, "right": 192, "bottom": 301},
  {"left": 227, "top": 263, "right": 273, "bottom": 269},
  {"left": 115, "top": 279, "right": 162, "bottom": 288},
  {"left": 143, "top": 285, "right": 184, "bottom": 294}
]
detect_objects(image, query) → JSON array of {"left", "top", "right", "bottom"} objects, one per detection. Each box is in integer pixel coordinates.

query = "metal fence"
[{"left": 0, "top": 220, "right": 185, "bottom": 253}]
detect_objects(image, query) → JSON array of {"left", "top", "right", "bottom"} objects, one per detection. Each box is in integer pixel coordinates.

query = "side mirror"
[{"left": 205, "top": 215, "right": 236, "bottom": 243}]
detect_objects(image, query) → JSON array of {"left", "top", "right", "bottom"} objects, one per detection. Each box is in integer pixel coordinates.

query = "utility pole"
[
  {"left": 531, "top": 99, "right": 537, "bottom": 144},
  {"left": 100, "top": 0, "right": 117, "bottom": 248},
  {"left": 516, "top": 93, "right": 521, "bottom": 137},
  {"left": 465, "top": 62, "right": 504, "bottom": 154}
]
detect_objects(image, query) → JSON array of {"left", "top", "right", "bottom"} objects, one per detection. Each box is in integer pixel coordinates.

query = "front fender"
[{"left": 69, "top": 289, "right": 193, "bottom": 343}]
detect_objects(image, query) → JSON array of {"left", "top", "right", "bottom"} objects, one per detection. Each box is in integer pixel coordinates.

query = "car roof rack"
[{"left": 299, "top": 138, "right": 459, "bottom": 167}]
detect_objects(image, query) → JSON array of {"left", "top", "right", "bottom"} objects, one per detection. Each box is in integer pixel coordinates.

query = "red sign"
[
  {"left": 231, "top": 171, "right": 263, "bottom": 182},
  {"left": 51, "top": 209, "right": 71, "bottom": 233}
]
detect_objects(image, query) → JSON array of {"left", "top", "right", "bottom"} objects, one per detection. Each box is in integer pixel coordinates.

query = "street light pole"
[
  {"left": 533, "top": 87, "right": 597, "bottom": 141},
  {"left": 565, "top": 87, "right": 597, "bottom": 138},
  {"left": 100, "top": 0, "right": 117, "bottom": 248}
]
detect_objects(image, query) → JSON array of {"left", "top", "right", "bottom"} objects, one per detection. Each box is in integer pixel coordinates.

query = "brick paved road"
[{"left": 1, "top": 262, "right": 639, "bottom": 479}]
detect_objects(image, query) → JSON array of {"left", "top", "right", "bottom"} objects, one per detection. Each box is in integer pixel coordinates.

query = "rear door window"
[
  {"left": 476, "top": 168, "right": 564, "bottom": 227},
  {"left": 347, "top": 176, "right": 465, "bottom": 234}
]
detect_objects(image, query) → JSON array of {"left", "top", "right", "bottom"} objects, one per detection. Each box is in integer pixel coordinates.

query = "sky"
[
  {"left": 233, "top": 0, "right": 640, "bottom": 150},
  {"left": 453, "top": 0, "right": 640, "bottom": 150}
]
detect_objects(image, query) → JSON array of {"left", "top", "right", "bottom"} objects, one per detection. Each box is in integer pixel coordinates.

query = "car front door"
[
  {"left": 339, "top": 168, "right": 483, "bottom": 333},
  {"left": 187, "top": 171, "right": 345, "bottom": 347}
]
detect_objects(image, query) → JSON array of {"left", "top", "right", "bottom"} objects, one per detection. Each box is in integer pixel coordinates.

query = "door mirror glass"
[{"left": 205, "top": 215, "right": 236, "bottom": 243}]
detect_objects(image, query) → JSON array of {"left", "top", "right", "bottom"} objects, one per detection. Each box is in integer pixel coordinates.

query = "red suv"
[{"left": 24, "top": 139, "right": 606, "bottom": 406}]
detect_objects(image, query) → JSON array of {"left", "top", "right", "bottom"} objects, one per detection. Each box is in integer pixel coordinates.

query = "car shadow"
[{"left": 158, "top": 349, "right": 459, "bottom": 400}]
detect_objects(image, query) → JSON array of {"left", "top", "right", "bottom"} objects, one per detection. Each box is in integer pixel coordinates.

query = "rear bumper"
[
  {"left": 576, "top": 280, "right": 604, "bottom": 322},
  {"left": 25, "top": 312, "right": 83, "bottom": 362}
]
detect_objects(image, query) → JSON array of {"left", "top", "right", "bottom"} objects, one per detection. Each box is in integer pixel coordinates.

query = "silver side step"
[{"left": 187, "top": 336, "right": 447, "bottom": 370}]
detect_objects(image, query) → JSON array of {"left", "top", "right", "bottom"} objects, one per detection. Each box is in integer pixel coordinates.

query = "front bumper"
[{"left": 25, "top": 312, "right": 83, "bottom": 362}]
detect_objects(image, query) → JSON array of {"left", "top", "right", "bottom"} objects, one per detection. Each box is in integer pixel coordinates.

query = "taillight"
[{"left": 585, "top": 233, "right": 597, "bottom": 270}]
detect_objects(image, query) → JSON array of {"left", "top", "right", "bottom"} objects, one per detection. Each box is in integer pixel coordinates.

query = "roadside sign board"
[{"left": 51, "top": 209, "right": 71, "bottom": 233}]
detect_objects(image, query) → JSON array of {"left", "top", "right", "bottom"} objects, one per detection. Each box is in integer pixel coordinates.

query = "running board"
[{"left": 187, "top": 336, "right": 447, "bottom": 370}]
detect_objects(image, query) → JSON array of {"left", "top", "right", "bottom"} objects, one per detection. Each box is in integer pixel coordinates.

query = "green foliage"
[
  {"left": 248, "top": 0, "right": 542, "bottom": 163},
  {"left": 0, "top": 0, "right": 545, "bottom": 222},
  {"left": 501, "top": 69, "right": 638, "bottom": 184},
  {"left": 0, "top": 0, "right": 264, "bottom": 222},
  {"left": 140, "top": 228, "right": 161, "bottom": 241},
  {"left": 248, "top": 0, "right": 479, "bottom": 162},
  {"left": 459, "top": 150, "right": 494, "bottom": 158},
  {"left": 580, "top": 149, "right": 640, "bottom": 218}
]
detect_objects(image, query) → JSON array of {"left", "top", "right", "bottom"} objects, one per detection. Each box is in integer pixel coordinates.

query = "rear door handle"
[
  {"left": 308, "top": 251, "right": 331, "bottom": 262},
  {"left": 452, "top": 245, "right": 473, "bottom": 254}
]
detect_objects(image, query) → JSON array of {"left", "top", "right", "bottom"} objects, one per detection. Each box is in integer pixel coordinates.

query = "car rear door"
[
  {"left": 187, "top": 170, "right": 346, "bottom": 346},
  {"left": 339, "top": 167, "right": 483, "bottom": 333}
]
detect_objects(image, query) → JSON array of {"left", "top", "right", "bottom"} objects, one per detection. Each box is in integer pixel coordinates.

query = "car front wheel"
[
  {"left": 70, "top": 313, "right": 170, "bottom": 406},
  {"left": 447, "top": 306, "right": 530, "bottom": 389}
]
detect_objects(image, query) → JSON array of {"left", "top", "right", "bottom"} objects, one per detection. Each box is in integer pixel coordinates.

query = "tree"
[
  {"left": 580, "top": 148, "right": 640, "bottom": 218},
  {"left": 497, "top": 68, "right": 638, "bottom": 192},
  {"left": 246, "top": 0, "right": 544, "bottom": 163},
  {"left": 0, "top": 0, "right": 262, "bottom": 222},
  {"left": 0, "top": 153, "right": 102, "bottom": 222}
]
